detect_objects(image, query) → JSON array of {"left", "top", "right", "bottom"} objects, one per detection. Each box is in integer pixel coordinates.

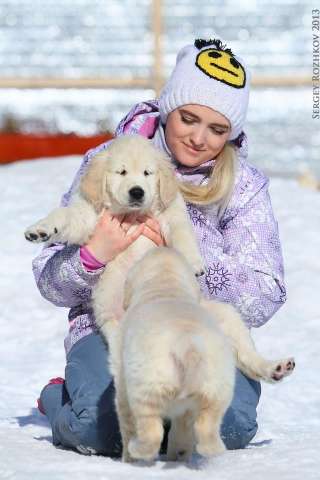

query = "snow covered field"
[{"left": 0, "top": 155, "right": 319, "bottom": 479}]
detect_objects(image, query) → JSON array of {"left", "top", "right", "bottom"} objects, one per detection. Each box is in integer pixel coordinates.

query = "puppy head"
[
  {"left": 80, "top": 135, "right": 178, "bottom": 214},
  {"left": 105, "top": 135, "right": 160, "bottom": 214}
]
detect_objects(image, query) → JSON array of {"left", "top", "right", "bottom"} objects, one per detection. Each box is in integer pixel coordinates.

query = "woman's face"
[{"left": 165, "top": 104, "right": 230, "bottom": 167}]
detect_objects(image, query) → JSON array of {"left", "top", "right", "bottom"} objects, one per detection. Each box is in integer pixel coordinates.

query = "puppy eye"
[
  {"left": 117, "top": 169, "right": 127, "bottom": 176},
  {"left": 144, "top": 170, "right": 152, "bottom": 176}
]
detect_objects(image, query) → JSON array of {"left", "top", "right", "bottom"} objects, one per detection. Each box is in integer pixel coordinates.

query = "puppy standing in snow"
[
  {"left": 112, "top": 247, "right": 295, "bottom": 463},
  {"left": 112, "top": 247, "right": 234, "bottom": 463}
]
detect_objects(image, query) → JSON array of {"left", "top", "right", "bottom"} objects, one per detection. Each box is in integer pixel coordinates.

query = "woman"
[{"left": 34, "top": 39, "right": 286, "bottom": 456}]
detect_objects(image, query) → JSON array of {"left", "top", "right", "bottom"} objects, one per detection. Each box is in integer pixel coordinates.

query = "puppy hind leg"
[
  {"left": 251, "top": 357, "right": 296, "bottom": 383},
  {"left": 230, "top": 332, "right": 295, "bottom": 384},
  {"left": 128, "top": 413, "right": 164, "bottom": 461},
  {"left": 200, "top": 299, "right": 295, "bottom": 383},
  {"left": 167, "top": 412, "right": 194, "bottom": 462},
  {"left": 114, "top": 385, "right": 136, "bottom": 463},
  {"left": 194, "top": 398, "right": 227, "bottom": 457}
]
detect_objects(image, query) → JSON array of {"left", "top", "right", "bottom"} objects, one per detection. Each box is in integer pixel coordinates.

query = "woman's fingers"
[
  {"left": 98, "top": 211, "right": 165, "bottom": 247},
  {"left": 142, "top": 224, "right": 166, "bottom": 246},
  {"left": 136, "top": 215, "right": 165, "bottom": 246},
  {"left": 122, "top": 215, "right": 165, "bottom": 246},
  {"left": 138, "top": 216, "right": 161, "bottom": 233},
  {"left": 107, "top": 213, "right": 138, "bottom": 236},
  {"left": 120, "top": 213, "right": 139, "bottom": 233},
  {"left": 110, "top": 213, "right": 126, "bottom": 226},
  {"left": 124, "top": 222, "right": 145, "bottom": 246},
  {"left": 99, "top": 209, "right": 114, "bottom": 225}
]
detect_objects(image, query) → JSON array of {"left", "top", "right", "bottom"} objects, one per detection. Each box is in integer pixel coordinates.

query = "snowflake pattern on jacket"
[{"left": 32, "top": 100, "right": 286, "bottom": 355}]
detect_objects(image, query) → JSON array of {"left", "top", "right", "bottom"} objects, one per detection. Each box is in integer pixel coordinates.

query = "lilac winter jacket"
[{"left": 32, "top": 100, "right": 286, "bottom": 355}]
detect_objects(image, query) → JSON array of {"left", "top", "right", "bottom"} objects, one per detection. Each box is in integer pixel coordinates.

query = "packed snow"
[{"left": 0, "top": 155, "right": 319, "bottom": 479}]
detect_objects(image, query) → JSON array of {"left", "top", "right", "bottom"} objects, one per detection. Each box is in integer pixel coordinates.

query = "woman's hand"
[
  {"left": 84, "top": 211, "right": 165, "bottom": 264},
  {"left": 137, "top": 215, "right": 166, "bottom": 247},
  {"left": 85, "top": 210, "right": 145, "bottom": 264}
]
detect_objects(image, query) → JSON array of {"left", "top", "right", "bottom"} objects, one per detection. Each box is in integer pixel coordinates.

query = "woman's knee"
[
  {"left": 73, "top": 409, "right": 122, "bottom": 456},
  {"left": 220, "top": 407, "right": 258, "bottom": 449},
  {"left": 220, "top": 370, "right": 261, "bottom": 450},
  {"left": 69, "top": 382, "right": 122, "bottom": 456}
]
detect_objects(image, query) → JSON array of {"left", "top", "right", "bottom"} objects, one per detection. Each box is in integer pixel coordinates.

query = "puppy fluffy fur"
[
  {"left": 112, "top": 247, "right": 235, "bottom": 462},
  {"left": 25, "top": 135, "right": 204, "bottom": 334},
  {"left": 111, "top": 247, "right": 295, "bottom": 463}
]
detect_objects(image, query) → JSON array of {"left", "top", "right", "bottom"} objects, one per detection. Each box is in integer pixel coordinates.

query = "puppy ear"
[
  {"left": 158, "top": 159, "right": 179, "bottom": 208},
  {"left": 80, "top": 152, "right": 109, "bottom": 212}
]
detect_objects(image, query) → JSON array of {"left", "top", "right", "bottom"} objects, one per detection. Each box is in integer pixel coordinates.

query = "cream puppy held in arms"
[{"left": 24, "top": 134, "right": 205, "bottom": 336}]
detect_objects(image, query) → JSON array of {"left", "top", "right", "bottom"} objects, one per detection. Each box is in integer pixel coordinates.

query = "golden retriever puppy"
[
  {"left": 112, "top": 247, "right": 295, "bottom": 463},
  {"left": 111, "top": 247, "right": 235, "bottom": 463},
  {"left": 24, "top": 135, "right": 204, "bottom": 335}
]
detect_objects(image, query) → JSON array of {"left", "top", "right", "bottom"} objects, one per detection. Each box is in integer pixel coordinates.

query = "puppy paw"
[
  {"left": 196, "top": 437, "right": 226, "bottom": 457},
  {"left": 195, "top": 268, "right": 206, "bottom": 278},
  {"left": 122, "top": 448, "right": 134, "bottom": 463},
  {"left": 24, "top": 223, "right": 58, "bottom": 243},
  {"left": 167, "top": 448, "right": 192, "bottom": 462},
  {"left": 128, "top": 437, "right": 158, "bottom": 461},
  {"left": 190, "top": 258, "right": 206, "bottom": 277},
  {"left": 270, "top": 357, "right": 295, "bottom": 382}
]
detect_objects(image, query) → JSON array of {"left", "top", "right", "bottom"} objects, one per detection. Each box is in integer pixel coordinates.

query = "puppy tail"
[{"left": 171, "top": 343, "right": 203, "bottom": 392}]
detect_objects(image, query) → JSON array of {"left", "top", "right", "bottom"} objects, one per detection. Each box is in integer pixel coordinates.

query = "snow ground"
[{"left": 0, "top": 155, "right": 319, "bottom": 479}]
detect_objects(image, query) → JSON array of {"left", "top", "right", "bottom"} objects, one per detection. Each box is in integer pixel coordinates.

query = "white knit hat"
[{"left": 158, "top": 39, "right": 251, "bottom": 141}]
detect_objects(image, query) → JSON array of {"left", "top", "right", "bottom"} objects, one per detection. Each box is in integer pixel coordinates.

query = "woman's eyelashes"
[
  {"left": 180, "top": 115, "right": 226, "bottom": 135},
  {"left": 180, "top": 114, "right": 195, "bottom": 125},
  {"left": 210, "top": 127, "right": 226, "bottom": 135}
]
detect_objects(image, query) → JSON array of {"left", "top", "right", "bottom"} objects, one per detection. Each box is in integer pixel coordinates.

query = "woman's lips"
[{"left": 183, "top": 143, "right": 204, "bottom": 155}]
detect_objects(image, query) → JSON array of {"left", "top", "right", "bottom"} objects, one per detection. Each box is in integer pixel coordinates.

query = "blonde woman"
[{"left": 34, "top": 39, "right": 286, "bottom": 457}]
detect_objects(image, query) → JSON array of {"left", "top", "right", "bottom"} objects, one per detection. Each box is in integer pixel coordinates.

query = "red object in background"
[{"left": 0, "top": 132, "right": 114, "bottom": 164}]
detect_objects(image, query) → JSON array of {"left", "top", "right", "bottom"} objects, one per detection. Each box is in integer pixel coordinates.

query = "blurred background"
[{"left": 0, "top": 0, "right": 318, "bottom": 177}]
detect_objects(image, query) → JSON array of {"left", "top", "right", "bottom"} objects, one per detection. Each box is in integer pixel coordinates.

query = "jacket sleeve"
[
  {"left": 32, "top": 243, "right": 104, "bottom": 307},
  {"left": 32, "top": 142, "right": 112, "bottom": 308},
  {"left": 197, "top": 182, "right": 286, "bottom": 328}
]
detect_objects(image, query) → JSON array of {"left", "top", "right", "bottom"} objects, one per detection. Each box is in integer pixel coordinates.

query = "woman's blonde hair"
[{"left": 178, "top": 142, "right": 237, "bottom": 208}]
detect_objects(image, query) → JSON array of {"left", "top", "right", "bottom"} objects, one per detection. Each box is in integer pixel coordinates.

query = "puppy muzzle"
[{"left": 128, "top": 186, "right": 145, "bottom": 207}]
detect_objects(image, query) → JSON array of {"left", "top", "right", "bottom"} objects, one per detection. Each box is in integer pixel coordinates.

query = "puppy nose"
[{"left": 129, "top": 186, "right": 144, "bottom": 200}]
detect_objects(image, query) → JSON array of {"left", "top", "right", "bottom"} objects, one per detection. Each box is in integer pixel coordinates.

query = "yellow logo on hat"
[{"left": 196, "top": 48, "right": 246, "bottom": 88}]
